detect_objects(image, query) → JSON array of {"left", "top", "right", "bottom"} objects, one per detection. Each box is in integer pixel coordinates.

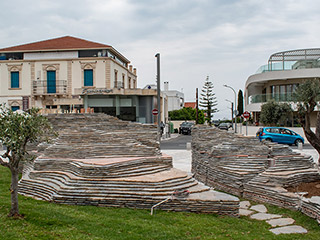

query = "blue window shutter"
[
  {"left": 11, "top": 72, "right": 19, "bottom": 88},
  {"left": 11, "top": 106, "right": 20, "bottom": 111},
  {"left": 84, "top": 69, "right": 93, "bottom": 86},
  {"left": 47, "top": 71, "right": 56, "bottom": 93}
]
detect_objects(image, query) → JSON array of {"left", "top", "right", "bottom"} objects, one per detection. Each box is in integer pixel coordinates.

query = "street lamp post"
[
  {"left": 225, "top": 99, "right": 234, "bottom": 130},
  {"left": 155, "top": 53, "right": 161, "bottom": 142},
  {"left": 223, "top": 84, "right": 237, "bottom": 133}
]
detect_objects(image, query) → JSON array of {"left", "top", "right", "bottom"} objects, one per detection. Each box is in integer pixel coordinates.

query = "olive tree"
[
  {"left": 0, "top": 105, "right": 55, "bottom": 217},
  {"left": 294, "top": 79, "right": 320, "bottom": 160},
  {"left": 260, "top": 100, "right": 292, "bottom": 126}
]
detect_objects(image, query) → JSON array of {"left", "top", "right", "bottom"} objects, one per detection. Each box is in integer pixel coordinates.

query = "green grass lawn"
[{"left": 1, "top": 165, "right": 320, "bottom": 240}]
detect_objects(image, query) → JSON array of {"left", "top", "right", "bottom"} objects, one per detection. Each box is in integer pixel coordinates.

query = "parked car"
[
  {"left": 218, "top": 122, "right": 232, "bottom": 130},
  {"left": 179, "top": 122, "right": 194, "bottom": 135},
  {"left": 256, "top": 127, "right": 304, "bottom": 146},
  {"left": 212, "top": 120, "right": 220, "bottom": 127}
]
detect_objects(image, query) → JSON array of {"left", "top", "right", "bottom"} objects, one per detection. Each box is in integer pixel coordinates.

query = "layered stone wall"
[
  {"left": 192, "top": 125, "right": 320, "bottom": 221},
  {"left": 42, "top": 114, "right": 160, "bottom": 158},
  {"left": 18, "top": 114, "right": 240, "bottom": 216},
  {"left": 192, "top": 126, "right": 270, "bottom": 196}
]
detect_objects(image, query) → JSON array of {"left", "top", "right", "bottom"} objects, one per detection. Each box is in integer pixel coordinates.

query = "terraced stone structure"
[
  {"left": 19, "top": 114, "right": 239, "bottom": 216},
  {"left": 192, "top": 125, "right": 320, "bottom": 222},
  {"left": 192, "top": 126, "right": 270, "bottom": 196}
]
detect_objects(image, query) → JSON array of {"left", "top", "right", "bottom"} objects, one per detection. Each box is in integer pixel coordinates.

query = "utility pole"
[
  {"left": 196, "top": 88, "right": 199, "bottom": 124},
  {"left": 155, "top": 53, "right": 161, "bottom": 142}
]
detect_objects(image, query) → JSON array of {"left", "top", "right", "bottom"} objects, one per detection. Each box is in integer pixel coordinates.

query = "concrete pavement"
[{"left": 161, "top": 149, "right": 192, "bottom": 172}]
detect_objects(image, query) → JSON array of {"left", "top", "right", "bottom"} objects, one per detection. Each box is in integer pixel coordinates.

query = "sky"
[{"left": 1, "top": 0, "right": 320, "bottom": 119}]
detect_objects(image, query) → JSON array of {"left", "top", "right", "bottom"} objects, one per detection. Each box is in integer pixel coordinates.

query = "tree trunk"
[
  {"left": 302, "top": 111, "right": 320, "bottom": 164},
  {"left": 316, "top": 111, "right": 320, "bottom": 140},
  {"left": 9, "top": 167, "right": 20, "bottom": 217}
]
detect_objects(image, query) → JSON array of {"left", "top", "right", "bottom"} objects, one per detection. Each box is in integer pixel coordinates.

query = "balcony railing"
[
  {"left": 114, "top": 81, "right": 124, "bottom": 89},
  {"left": 33, "top": 80, "right": 67, "bottom": 95},
  {"left": 248, "top": 93, "right": 297, "bottom": 104}
]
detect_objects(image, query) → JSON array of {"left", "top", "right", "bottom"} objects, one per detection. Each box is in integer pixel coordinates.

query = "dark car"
[
  {"left": 256, "top": 127, "right": 304, "bottom": 146},
  {"left": 212, "top": 120, "right": 220, "bottom": 127},
  {"left": 218, "top": 122, "right": 232, "bottom": 130},
  {"left": 179, "top": 122, "right": 194, "bottom": 135}
]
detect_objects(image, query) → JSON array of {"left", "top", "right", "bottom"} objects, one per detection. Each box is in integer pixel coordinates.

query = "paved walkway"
[{"left": 240, "top": 201, "right": 308, "bottom": 235}]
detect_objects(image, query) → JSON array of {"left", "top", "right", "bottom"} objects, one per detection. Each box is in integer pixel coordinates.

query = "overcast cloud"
[{"left": 1, "top": 0, "right": 320, "bottom": 119}]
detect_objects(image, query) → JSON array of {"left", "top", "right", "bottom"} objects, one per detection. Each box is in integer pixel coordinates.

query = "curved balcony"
[
  {"left": 248, "top": 93, "right": 296, "bottom": 104},
  {"left": 249, "top": 93, "right": 320, "bottom": 104}
]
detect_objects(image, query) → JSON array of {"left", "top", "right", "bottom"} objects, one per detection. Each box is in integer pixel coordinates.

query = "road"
[
  {"left": 160, "top": 134, "right": 192, "bottom": 150},
  {"left": 160, "top": 133, "right": 315, "bottom": 151}
]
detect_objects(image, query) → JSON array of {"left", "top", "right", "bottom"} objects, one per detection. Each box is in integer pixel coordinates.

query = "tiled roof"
[
  {"left": 184, "top": 102, "right": 196, "bottom": 109},
  {"left": 0, "top": 36, "right": 112, "bottom": 52}
]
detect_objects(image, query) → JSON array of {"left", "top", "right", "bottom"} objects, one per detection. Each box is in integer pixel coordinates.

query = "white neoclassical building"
[
  {"left": 0, "top": 36, "right": 166, "bottom": 123},
  {"left": 245, "top": 48, "right": 320, "bottom": 126}
]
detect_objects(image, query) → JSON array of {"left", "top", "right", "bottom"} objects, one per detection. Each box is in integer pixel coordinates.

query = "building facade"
[
  {"left": 245, "top": 48, "right": 320, "bottom": 126},
  {"left": 162, "top": 81, "right": 184, "bottom": 112},
  {"left": 0, "top": 36, "right": 164, "bottom": 123}
]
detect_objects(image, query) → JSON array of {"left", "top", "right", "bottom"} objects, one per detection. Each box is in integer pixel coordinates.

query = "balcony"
[
  {"left": 248, "top": 93, "right": 296, "bottom": 104},
  {"left": 33, "top": 80, "right": 67, "bottom": 95},
  {"left": 114, "top": 81, "right": 124, "bottom": 89}
]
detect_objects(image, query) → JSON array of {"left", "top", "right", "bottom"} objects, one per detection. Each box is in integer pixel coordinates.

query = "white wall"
[
  {"left": 24, "top": 51, "right": 78, "bottom": 60},
  {"left": 163, "top": 90, "right": 184, "bottom": 111}
]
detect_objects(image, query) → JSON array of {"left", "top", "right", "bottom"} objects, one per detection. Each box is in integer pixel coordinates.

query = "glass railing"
[
  {"left": 255, "top": 60, "right": 320, "bottom": 74},
  {"left": 248, "top": 93, "right": 296, "bottom": 104}
]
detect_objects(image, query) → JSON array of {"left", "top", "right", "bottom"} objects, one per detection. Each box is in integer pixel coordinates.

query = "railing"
[
  {"left": 255, "top": 60, "right": 320, "bottom": 74},
  {"left": 114, "top": 81, "right": 124, "bottom": 89},
  {"left": 33, "top": 80, "right": 67, "bottom": 95},
  {"left": 249, "top": 93, "right": 320, "bottom": 104},
  {"left": 248, "top": 93, "right": 296, "bottom": 104}
]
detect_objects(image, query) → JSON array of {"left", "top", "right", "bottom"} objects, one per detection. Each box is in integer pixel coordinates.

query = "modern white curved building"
[{"left": 245, "top": 48, "right": 320, "bottom": 126}]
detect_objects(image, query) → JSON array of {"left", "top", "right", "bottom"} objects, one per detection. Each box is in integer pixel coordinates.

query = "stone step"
[
  {"left": 31, "top": 165, "right": 171, "bottom": 179},
  {"left": 34, "top": 157, "right": 172, "bottom": 174},
  {"left": 19, "top": 179, "right": 56, "bottom": 201},
  {"left": 50, "top": 191, "right": 239, "bottom": 216},
  {"left": 19, "top": 168, "right": 205, "bottom": 200},
  {"left": 33, "top": 171, "right": 196, "bottom": 188},
  {"left": 32, "top": 172, "right": 195, "bottom": 189},
  {"left": 54, "top": 181, "right": 199, "bottom": 197},
  {"left": 19, "top": 174, "right": 210, "bottom": 204}
]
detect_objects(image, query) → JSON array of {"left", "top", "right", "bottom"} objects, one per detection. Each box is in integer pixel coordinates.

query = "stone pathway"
[{"left": 240, "top": 201, "right": 308, "bottom": 235}]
